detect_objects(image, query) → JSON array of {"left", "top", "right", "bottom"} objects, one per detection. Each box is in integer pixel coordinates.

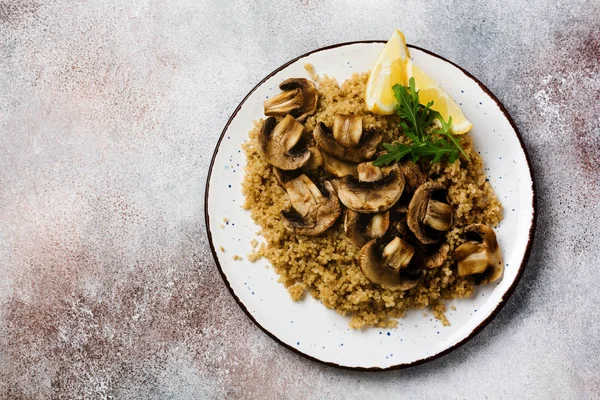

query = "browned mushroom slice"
[
  {"left": 398, "top": 160, "right": 427, "bottom": 196},
  {"left": 407, "top": 181, "right": 453, "bottom": 244},
  {"left": 329, "top": 178, "right": 341, "bottom": 194},
  {"left": 264, "top": 78, "right": 318, "bottom": 122},
  {"left": 366, "top": 212, "right": 390, "bottom": 239},
  {"left": 274, "top": 147, "right": 322, "bottom": 186},
  {"left": 322, "top": 152, "right": 358, "bottom": 178},
  {"left": 302, "top": 147, "right": 324, "bottom": 171},
  {"left": 258, "top": 115, "right": 310, "bottom": 170},
  {"left": 272, "top": 167, "right": 301, "bottom": 186},
  {"left": 337, "top": 163, "right": 405, "bottom": 213},
  {"left": 344, "top": 210, "right": 390, "bottom": 248},
  {"left": 263, "top": 88, "right": 304, "bottom": 118},
  {"left": 279, "top": 78, "right": 318, "bottom": 122},
  {"left": 281, "top": 175, "right": 341, "bottom": 236},
  {"left": 422, "top": 243, "right": 450, "bottom": 269},
  {"left": 455, "top": 224, "right": 503, "bottom": 284},
  {"left": 313, "top": 121, "right": 382, "bottom": 163},
  {"left": 356, "top": 162, "right": 384, "bottom": 182},
  {"left": 388, "top": 218, "right": 449, "bottom": 269},
  {"left": 359, "top": 238, "right": 420, "bottom": 291},
  {"left": 333, "top": 114, "right": 363, "bottom": 147},
  {"left": 424, "top": 200, "right": 453, "bottom": 231},
  {"left": 383, "top": 237, "right": 415, "bottom": 270}
]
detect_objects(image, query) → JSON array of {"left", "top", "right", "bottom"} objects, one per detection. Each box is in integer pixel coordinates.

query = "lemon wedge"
[
  {"left": 406, "top": 59, "right": 473, "bottom": 135},
  {"left": 365, "top": 29, "right": 410, "bottom": 115}
]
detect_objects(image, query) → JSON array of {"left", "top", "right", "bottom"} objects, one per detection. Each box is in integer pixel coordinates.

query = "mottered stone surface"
[{"left": 0, "top": 0, "right": 599, "bottom": 398}]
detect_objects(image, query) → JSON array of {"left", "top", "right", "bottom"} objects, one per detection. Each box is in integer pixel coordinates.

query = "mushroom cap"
[
  {"left": 344, "top": 210, "right": 390, "bottom": 248},
  {"left": 407, "top": 181, "right": 453, "bottom": 244},
  {"left": 422, "top": 243, "right": 450, "bottom": 269},
  {"left": 398, "top": 160, "right": 427, "bottom": 196},
  {"left": 279, "top": 78, "right": 318, "bottom": 122},
  {"left": 359, "top": 239, "right": 421, "bottom": 291},
  {"left": 455, "top": 224, "right": 503, "bottom": 284},
  {"left": 322, "top": 152, "right": 358, "bottom": 178},
  {"left": 313, "top": 122, "right": 382, "bottom": 163},
  {"left": 281, "top": 175, "right": 341, "bottom": 236},
  {"left": 337, "top": 164, "right": 405, "bottom": 213},
  {"left": 272, "top": 167, "right": 301, "bottom": 186},
  {"left": 258, "top": 115, "right": 311, "bottom": 170}
]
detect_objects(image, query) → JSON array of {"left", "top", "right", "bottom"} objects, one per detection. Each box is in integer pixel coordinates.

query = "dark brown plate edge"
[{"left": 204, "top": 40, "right": 537, "bottom": 371}]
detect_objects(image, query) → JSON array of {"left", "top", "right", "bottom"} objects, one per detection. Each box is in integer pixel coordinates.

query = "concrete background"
[{"left": 1, "top": 0, "right": 599, "bottom": 398}]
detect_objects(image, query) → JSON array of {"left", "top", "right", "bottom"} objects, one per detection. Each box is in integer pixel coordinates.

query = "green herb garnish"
[{"left": 373, "top": 78, "right": 470, "bottom": 166}]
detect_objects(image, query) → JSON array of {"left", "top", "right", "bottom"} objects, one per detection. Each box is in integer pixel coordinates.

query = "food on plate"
[
  {"left": 241, "top": 30, "right": 503, "bottom": 329},
  {"left": 263, "top": 78, "right": 318, "bottom": 122},
  {"left": 455, "top": 223, "right": 503, "bottom": 284}
]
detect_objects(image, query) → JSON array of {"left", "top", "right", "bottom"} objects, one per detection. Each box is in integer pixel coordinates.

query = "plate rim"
[{"left": 204, "top": 40, "right": 537, "bottom": 371}]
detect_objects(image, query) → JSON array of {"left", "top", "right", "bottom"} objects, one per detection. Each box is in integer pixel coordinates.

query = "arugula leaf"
[{"left": 373, "top": 78, "right": 470, "bottom": 166}]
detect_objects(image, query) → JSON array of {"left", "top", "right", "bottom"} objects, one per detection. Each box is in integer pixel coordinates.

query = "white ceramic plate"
[{"left": 205, "top": 41, "right": 536, "bottom": 370}]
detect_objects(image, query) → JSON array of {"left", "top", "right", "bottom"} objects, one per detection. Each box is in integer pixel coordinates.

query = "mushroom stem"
[
  {"left": 453, "top": 224, "right": 503, "bottom": 284},
  {"left": 322, "top": 152, "right": 358, "bottom": 178},
  {"left": 383, "top": 237, "right": 415, "bottom": 270},
  {"left": 456, "top": 242, "right": 491, "bottom": 276},
  {"left": 424, "top": 200, "right": 453, "bottom": 231},
  {"left": 333, "top": 114, "right": 363, "bottom": 148},
  {"left": 357, "top": 162, "right": 384, "bottom": 182},
  {"left": 366, "top": 212, "right": 390, "bottom": 239},
  {"left": 284, "top": 175, "right": 322, "bottom": 217},
  {"left": 264, "top": 88, "right": 304, "bottom": 117}
]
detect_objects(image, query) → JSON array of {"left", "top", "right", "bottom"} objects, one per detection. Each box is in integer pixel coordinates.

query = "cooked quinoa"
[{"left": 242, "top": 70, "right": 502, "bottom": 329}]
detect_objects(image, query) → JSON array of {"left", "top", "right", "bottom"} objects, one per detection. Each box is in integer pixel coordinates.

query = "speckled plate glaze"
[{"left": 205, "top": 41, "right": 536, "bottom": 370}]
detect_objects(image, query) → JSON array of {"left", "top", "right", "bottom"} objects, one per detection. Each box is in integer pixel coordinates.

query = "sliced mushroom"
[
  {"left": 455, "top": 224, "right": 503, "bottom": 284},
  {"left": 394, "top": 217, "right": 412, "bottom": 239},
  {"left": 337, "top": 163, "right": 405, "bottom": 213},
  {"left": 313, "top": 121, "right": 382, "bottom": 163},
  {"left": 422, "top": 243, "right": 450, "bottom": 269},
  {"left": 407, "top": 181, "right": 453, "bottom": 244},
  {"left": 383, "top": 237, "right": 415, "bottom": 271},
  {"left": 389, "top": 218, "right": 449, "bottom": 269},
  {"left": 263, "top": 88, "right": 303, "bottom": 118},
  {"left": 357, "top": 162, "right": 384, "bottom": 182},
  {"left": 264, "top": 78, "right": 318, "bottom": 122},
  {"left": 258, "top": 115, "right": 311, "bottom": 170},
  {"left": 366, "top": 212, "right": 390, "bottom": 239},
  {"left": 281, "top": 174, "right": 341, "bottom": 236},
  {"left": 302, "top": 147, "right": 324, "bottom": 171},
  {"left": 424, "top": 200, "right": 453, "bottom": 231},
  {"left": 322, "top": 152, "right": 358, "bottom": 178},
  {"left": 359, "top": 238, "right": 420, "bottom": 291},
  {"left": 398, "top": 160, "right": 427, "bottom": 196},
  {"left": 333, "top": 114, "right": 363, "bottom": 147},
  {"left": 273, "top": 167, "right": 301, "bottom": 186},
  {"left": 344, "top": 210, "right": 390, "bottom": 248},
  {"left": 329, "top": 178, "right": 341, "bottom": 194}
]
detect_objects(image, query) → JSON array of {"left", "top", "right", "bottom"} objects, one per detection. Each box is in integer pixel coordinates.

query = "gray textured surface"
[{"left": 1, "top": 0, "right": 599, "bottom": 398}]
